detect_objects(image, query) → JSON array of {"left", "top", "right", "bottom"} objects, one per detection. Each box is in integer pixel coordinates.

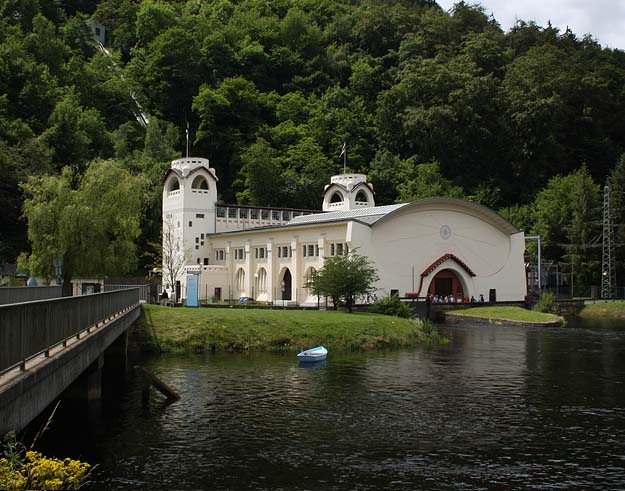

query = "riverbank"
[
  {"left": 139, "top": 305, "right": 440, "bottom": 353},
  {"left": 578, "top": 301, "right": 625, "bottom": 319},
  {"left": 444, "top": 306, "right": 563, "bottom": 326}
]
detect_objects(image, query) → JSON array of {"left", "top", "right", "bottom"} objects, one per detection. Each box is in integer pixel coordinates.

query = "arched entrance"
[
  {"left": 280, "top": 269, "right": 292, "bottom": 301},
  {"left": 428, "top": 269, "right": 465, "bottom": 300}
]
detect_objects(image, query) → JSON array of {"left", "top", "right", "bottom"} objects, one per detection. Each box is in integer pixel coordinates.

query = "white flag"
[{"left": 340, "top": 141, "right": 346, "bottom": 157}]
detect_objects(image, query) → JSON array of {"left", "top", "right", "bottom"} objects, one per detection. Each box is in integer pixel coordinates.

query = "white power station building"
[{"left": 162, "top": 157, "right": 527, "bottom": 305}]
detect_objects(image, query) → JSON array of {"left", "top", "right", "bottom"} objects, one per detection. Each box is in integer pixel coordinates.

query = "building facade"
[{"left": 162, "top": 157, "right": 527, "bottom": 304}]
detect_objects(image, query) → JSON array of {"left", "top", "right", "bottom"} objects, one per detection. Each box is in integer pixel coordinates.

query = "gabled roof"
[{"left": 421, "top": 254, "right": 476, "bottom": 278}]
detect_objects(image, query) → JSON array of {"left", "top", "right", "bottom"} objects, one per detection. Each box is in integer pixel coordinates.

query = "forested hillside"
[{"left": 2, "top": 0, "right": 625, "bottom": 287}]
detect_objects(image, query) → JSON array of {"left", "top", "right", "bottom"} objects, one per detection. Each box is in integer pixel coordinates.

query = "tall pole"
[
  {"left": 526, "top": 235, "right": 542, "bottom": 290},
  {"left": 186, "top": 121, "right": 190, "bottom": 158}
]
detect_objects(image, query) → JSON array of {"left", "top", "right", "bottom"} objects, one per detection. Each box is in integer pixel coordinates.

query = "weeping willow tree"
[{"left": 19, "top": 160, "right": 147, "bottom": 295}]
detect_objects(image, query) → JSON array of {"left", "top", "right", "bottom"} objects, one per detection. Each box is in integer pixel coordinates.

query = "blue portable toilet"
[{"left": 186, "top": 273, "right": 200, "bottom": 307}]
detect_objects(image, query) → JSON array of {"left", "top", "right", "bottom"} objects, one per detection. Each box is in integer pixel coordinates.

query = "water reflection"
[{"left": 36, "top": 319, "right": 625, "bottom": 490}]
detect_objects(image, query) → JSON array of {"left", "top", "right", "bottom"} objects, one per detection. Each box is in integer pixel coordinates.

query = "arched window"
[
  {"left": 305, "top": 267, "right": 317, "bottom": 298},
  {"left": 255, "top": 268, "right": 267, "bottom": 294},
  {"left": 191, "top": 175, "right": 209, "bottom": 190},
  {"left": 330, "top": 192, "right": 343, "bottom": 203},
  {"left": 168, "top": 177, "right": 180, "bottom": 192},
  {"left": 236, "top": 268, "right": 246, "bottom": 295},
  {"left": 355, "top": 190, "right": 369, "bottom": 204}
]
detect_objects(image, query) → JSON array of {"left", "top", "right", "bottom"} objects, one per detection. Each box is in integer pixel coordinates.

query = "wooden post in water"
[{"left": 134, "top": 365, "right": 180, "bottom": 402}]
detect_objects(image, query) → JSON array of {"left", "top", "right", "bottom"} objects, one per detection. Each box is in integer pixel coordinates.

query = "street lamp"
[{"left": 253, "top": 272, "right": 259, "bottom": 301}]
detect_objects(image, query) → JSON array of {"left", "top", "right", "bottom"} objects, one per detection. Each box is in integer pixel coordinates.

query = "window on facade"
[
  {"left": 201, "top": 234, "right": 204, "bottom": 239},
  {"left": 196, "top": 213, "right": 205, "bottom": 219},
  {"left": 261, "top": 210, "right": 269, "bottom": 220},
  {"left": 195, "top": 237, "right": 199, "bottom": 243},
  {"left": 217, "top": 207, "right": 225, "bottom": 218},
  {"left": 302, "top": 245, "right": 307, "bottom": 257},
  {"left": 258, "top": 247, "right": 265, "bottom": 259},
  {"left": 197, "top": 258, "right": 201, "bottom": 264},
  {"left": 272, "top": 211, "right": 280, "bottom": 221},
  {"left": 189, "top": 221, "right": 192, "bottom": 227},
  {"left": 308, "top": 245, "right": 315, "bottom": 257},
  {"left": 355, "top": 190, "right": 368, "bottom": 203},
  {"left": 219, "top": 250, "right": 224, "bottom": 260},
  {"left": 236, "top": 269, "right": 245, "bottom": 294},
  {"left": 331, "top": 192, "right": 343, "bottom": 203},
  {"left": 204, "top": 258, "right": 209, "bottom": 265},
  {"left": 168, "top": 178, "right": 180, "bottom": 192},
  {"left": 240, "top": 209, "right": 248, "bottom": 219},
  {"left": 200, "top": 241, "right": 204, "bottom": 246},
  {"left": 331, "top": 243, "right": 335, "bottom": 256},
  {"left": 315, "top": 244, "right": 319, "bottom": 256},
  {"left": 195, "top": 245, "right": 199, "bottom": 250},
  {"left": 251, "top": 209, "right": 259, "bottom": 219},
  {"left": 192, "top": 175, "right": 209, "bottom": 190},
  {"left": 337, "top": 243, "right": 344, "bottom": 256},
  {"left": 228, "top": 208, "right": 236, "bottom": 218},
  {"left": 283, "top": 246, "right": 289, "bottom": 258},
  {"left": 282, "top": 211, "right": 290, "bottom": 221}
]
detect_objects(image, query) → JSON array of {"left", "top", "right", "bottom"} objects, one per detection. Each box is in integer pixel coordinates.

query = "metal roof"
[{"left": 289, "top": 203, "right": 407, "bottom": 225}]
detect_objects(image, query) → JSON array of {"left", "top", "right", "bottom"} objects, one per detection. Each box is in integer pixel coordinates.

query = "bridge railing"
[
  {"left": 0, "top": 286, "right": 63, "bottom": 305},
  {"left": 0, "top": 288, "right": 140, "bottom": 374}
]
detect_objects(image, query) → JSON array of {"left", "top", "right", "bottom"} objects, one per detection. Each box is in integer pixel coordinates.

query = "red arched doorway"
[
  {"left": 428, "top": 269, "right": 465, "bottom": 299},
  {"left": 281, "top": 269, "right": 292, "bottom": 300}
]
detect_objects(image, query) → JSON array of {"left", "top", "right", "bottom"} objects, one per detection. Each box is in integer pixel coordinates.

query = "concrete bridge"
[{"left": 0, "top": 289, "right": 141, "bottom": 436}]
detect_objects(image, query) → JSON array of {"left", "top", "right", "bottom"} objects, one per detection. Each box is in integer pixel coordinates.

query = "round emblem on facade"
[{"left": 440, "top": 224, "right": 451, "bottom": 240}]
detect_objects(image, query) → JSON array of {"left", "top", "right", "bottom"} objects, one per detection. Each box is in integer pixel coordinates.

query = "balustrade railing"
[{"left": 0, "top": 288, "right": 140, "bottom": 374}]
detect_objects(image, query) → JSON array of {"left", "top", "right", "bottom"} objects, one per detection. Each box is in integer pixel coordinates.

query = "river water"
[{"left": 37, "top": 319, "right": 625, "bottom": 490}]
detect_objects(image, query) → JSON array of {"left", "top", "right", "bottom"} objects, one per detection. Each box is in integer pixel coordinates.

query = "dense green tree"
[
  {"left": 237, "top": 137, "right": 283, "bottom": 205},
  {"left": 396, "top": 160, "right": 464, "bottom": 202},
  {"left": 306, "top": 250, "right": 379, "bottom": 312},
  {"left": 532, "top": 167, "right": 601, "bottom": 284},
  {"left": 20, "top": 160, "right": 147, "bottom": 295},
  {"left": 565, "top": 165, "right": 601, "bottom": 287}
]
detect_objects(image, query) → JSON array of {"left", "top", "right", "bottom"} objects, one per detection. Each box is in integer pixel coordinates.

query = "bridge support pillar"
[
  {"left": 66, "top": 355, "right": 104, "bottom": 401},
  {"left": 105, "top": 330, "right": 129, "bottom": 372}
]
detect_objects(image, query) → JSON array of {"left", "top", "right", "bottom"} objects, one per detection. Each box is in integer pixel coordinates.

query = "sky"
[{"left": 436, "top": 0, "right": 625, "bottom": 50}]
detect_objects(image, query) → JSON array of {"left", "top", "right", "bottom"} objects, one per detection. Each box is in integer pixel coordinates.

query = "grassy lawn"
[
  {"left": 579, "top": 301, "right": 625, "bottom": 318},
  {"left": 140, "top": 304, "right": 437, "bottom": 353},
  {"left": 446, "top": 306, "right": 561, "bottom": 324}
]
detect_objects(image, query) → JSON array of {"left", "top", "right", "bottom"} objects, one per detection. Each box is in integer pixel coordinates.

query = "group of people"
[{"left": 429, "top": 293, "right": 485, "bottom": 304}]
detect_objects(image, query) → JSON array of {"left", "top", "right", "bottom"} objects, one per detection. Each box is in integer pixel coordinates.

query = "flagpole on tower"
[
  {"left": 340, "top": 141, "right": 347, "bottom": 173},
  {"left": 186, "top": 121, "right": 190, "bottom": 158}
]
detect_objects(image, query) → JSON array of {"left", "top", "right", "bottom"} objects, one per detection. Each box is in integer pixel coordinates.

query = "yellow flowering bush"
[{"left": 0, "top": 434, "right": 91, "bottom": 490}]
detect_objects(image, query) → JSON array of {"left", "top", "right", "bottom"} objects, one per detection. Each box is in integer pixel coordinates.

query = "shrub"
[
  {"left": 369, "top": 295, "right": 413, "bottom": 318},
  {"left": 533, "top": 291, "right": 560, "bottom": 315},
  {"left": 0, "top": 433, "right": 91, "bottom": 491}
]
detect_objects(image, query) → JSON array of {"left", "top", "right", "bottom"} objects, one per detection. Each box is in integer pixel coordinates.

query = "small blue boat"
[{"left": 297, "top": 346, "right": 327, "bottom": 363}]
